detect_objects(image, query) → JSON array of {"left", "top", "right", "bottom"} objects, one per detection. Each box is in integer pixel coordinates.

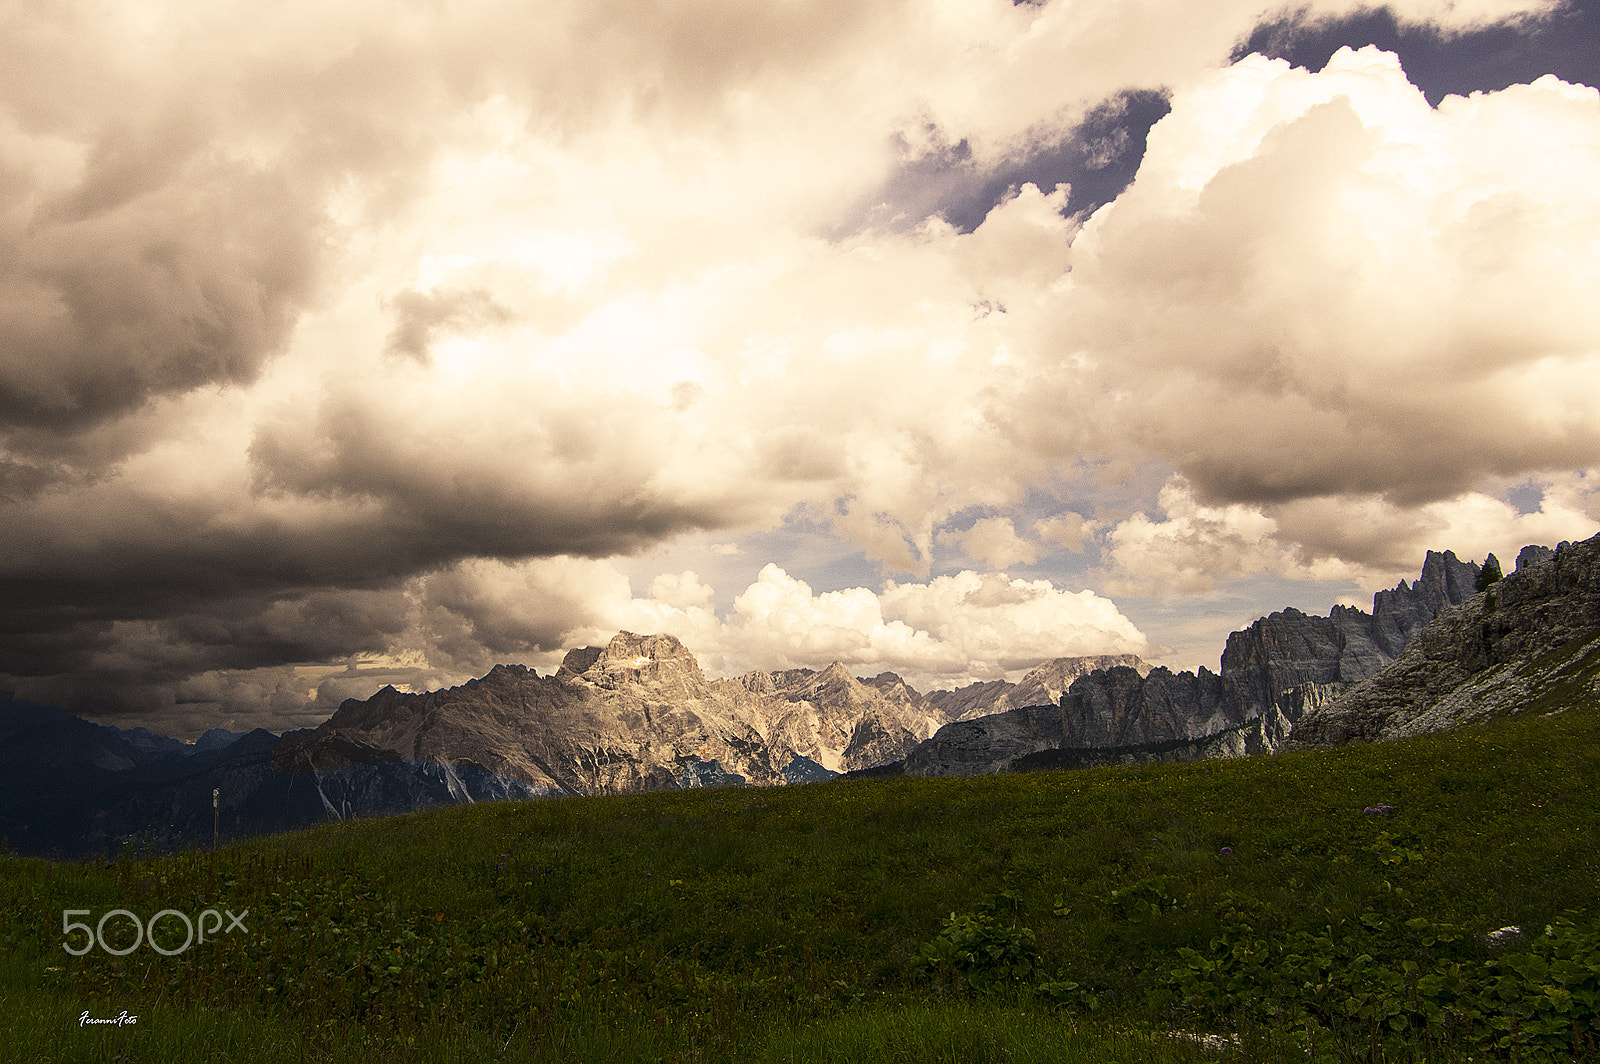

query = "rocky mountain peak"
[
  {"left": 1371, "top": 550, "right": 1481, "bottom": 657},
  {"left": 796, "top": 662, "right": 872, "bottom": 706},
  {"left": 860, "top": 672, "right": 925, "bottom": 706},
  {"left": 271, "top": 630, "right": 961, "bottom": 793},
  {"left": 475, "top": 663, "right": 533, "bottom": 687},
  {"left": 558, "top": 645, "right": 604, "bottom": 676},
  {"left": 817, "top": 661, "right": 856, "bottom": 682},
  {"left": 1012, "top": 654, "right": 1153, "bottom": 707},
  {"left": 735, "top": 669, "right": 779, "bottom": 695},
  {"left": 924, "top": 654, "right": 1154, "bottom": 722},
  {"left": 575, "top": 631, "right": 706, "bottom": 689},
  {"left": 1516, "top": 544, "right": 1557, "bottom": 571},
  {"left": 598, "top": 631, "right": 697, "bottom": 665},
  {"left": 1417, "top": 549, "right": 1480, "bottom": 602}
]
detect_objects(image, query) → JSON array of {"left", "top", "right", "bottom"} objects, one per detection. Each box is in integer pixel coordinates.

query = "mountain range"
[
  {"left": 0, "top": 634, "right": 1148, "bottom": 857},
  {"left": 271, "top": 634, "right": 1151, "bottom": 791},
  {"left": 860, "top": 547, "right": 1484, "bottom": 777},
  {"left": 6, "top": 535, "right": 1596, "bottom": 860}
]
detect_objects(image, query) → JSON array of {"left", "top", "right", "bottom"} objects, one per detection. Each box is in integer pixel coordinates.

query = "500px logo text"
[{"left": 62, "top": 908, "right": 249, "bottom": 956}]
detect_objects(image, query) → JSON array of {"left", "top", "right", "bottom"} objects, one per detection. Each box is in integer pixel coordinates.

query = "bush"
[{"left": 918, "top": 892, "right": 1040, "bottom": 992}]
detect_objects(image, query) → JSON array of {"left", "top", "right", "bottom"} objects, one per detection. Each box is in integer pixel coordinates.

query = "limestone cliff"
[
  {"left": 1290, "top": 535, "right": 1600, "bottom": 745},
  {"left": 1055, "top": 550, "right": 1483, "bottom": 757},
  {"left": 1060, "top": 665, "right": 1246, "bottom": 748},
  {"left": 879, "top": 547, "right": 1498, "bottom": 779},
  {"left": 901, "top": 705, "right": 1064, "bottom": 778},
  {"left": 893, "top": 655, "right": 1154, "bottom": 778}
]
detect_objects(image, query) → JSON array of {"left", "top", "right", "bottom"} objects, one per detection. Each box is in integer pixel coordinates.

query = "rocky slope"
[
  {"left": 1218, "top": 549, "right": 1481, "bottom": 727},
  {"left": 1290, "top": 536, "right": 1600, "bottom": 745},
  {"left": 900, "top": 704, "right": 1068, "bottom": 778}
]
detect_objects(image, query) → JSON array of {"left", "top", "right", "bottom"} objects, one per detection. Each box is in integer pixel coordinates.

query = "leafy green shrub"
[
  {"left": 1453, "top": 919, "right": 1600, "bottom": 1061},
  {"left": 1166, "top": 900, "right": 1600, "bottom": 1062},
  {"left": 917, "top": 892, "right": 1040, "bottom": 992},
  {"left": 1107, "top": 875, "right": 1182, "bottom": 924}
]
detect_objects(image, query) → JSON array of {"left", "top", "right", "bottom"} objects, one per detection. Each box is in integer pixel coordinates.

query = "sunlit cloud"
[{"left": 1, "top": 0, "right": 1591, "bottom": 732}]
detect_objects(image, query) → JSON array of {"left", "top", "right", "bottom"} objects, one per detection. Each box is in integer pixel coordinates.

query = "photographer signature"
[{"left": 79, "top": 1010, "right": 137, "bottom": 1028}]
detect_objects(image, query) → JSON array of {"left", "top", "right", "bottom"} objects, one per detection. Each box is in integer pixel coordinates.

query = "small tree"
[{"left": 1475, "top": 553, "right": 1504, "bottom": 592}]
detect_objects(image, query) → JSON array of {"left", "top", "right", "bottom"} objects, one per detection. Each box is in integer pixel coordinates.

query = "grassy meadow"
[{"left": 3, "top": 681, "right": 1598, "bottom": 1063}]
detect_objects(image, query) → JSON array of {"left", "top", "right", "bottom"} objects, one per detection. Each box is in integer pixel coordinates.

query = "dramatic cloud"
[
  {"left": 0, "top": 117, "right": 322, "bottom": 440},
  {"left": 876, "top": 570, "right": 1149, "bottom": 675},
  {"left": 1046, "top": 45, "right": 1600, "bottom": 507},
  {"left": 516, "top": 561, "right": 1147, "bottom": 690},
  {"left": 1, "top": 0, "right": 1589, "bottom": 732}
]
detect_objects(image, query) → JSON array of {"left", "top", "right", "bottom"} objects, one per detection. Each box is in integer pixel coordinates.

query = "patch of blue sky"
[
  {"left": 829, "top": 89, "right": 1170, "bottom": 240},
  {"left": 1234, "top": 1, "right": 1599, "bottom": 104},
  {"left": 1504, "top": 478, "right": 1549, "bottom": 516}
]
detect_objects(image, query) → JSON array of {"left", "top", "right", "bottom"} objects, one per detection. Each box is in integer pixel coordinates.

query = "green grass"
[{"left": 3, "top": 683, "right": 1599, "bottom": 1063}]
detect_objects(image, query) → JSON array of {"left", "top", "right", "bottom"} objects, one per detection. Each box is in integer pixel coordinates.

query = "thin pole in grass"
[{"left": 213, "top": 788, "right": 220, "bottom": 851}]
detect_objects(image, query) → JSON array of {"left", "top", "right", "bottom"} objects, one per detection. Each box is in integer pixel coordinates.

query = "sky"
[{"left": 2, "top": 0, "right": 1598, "bottom": 738}]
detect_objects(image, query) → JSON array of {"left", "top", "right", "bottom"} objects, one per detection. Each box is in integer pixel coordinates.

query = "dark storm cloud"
[
  {"left": 0, "top": 587, "right": 411, "bottom": 684},
  {"left": 2, "top": 474, "right": 721, "bottom": 641},
  {"left": 245, "top": 389, "right": 739, "bottom": 560},
  {"left": 0, "top": 409, "right": 735, "bottom": 719},
  {"left": 1235, "top": 0, "right": 1599, "bottom": 102},
  {"left": 0, "top": 144, "right": 323, "bottom": 436},
  {"left": 0, "top": 0, "right": 909, "bottom": 731}
]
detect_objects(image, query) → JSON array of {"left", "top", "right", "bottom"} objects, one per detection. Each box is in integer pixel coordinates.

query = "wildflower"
[
  {"left": 1363, "top": 804, "right": 1395, "bottom": 815},
  {"left": 1219, "top": 847, "right": 1233, "bottom": 855}
]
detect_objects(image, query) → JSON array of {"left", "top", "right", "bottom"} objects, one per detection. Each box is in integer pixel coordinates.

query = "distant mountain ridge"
[
  {"left": 0, "top": 704, "right": 548, "bottom": 859},
  {"left": 925, "top": 655, "right": 1152, "bottom": 721},
  {"left": 271, "top": 631, "right": 1146, "bottom": 794}
]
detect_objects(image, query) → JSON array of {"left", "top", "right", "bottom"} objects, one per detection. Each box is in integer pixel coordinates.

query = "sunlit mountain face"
[{"left": 1, "top": 0, "right": 1597, "bottom": 739}]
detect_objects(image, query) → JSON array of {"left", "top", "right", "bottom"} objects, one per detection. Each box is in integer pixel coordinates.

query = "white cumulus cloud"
[{"left": 1043, "top": 46, "right": 1600, "bottom": 509}]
